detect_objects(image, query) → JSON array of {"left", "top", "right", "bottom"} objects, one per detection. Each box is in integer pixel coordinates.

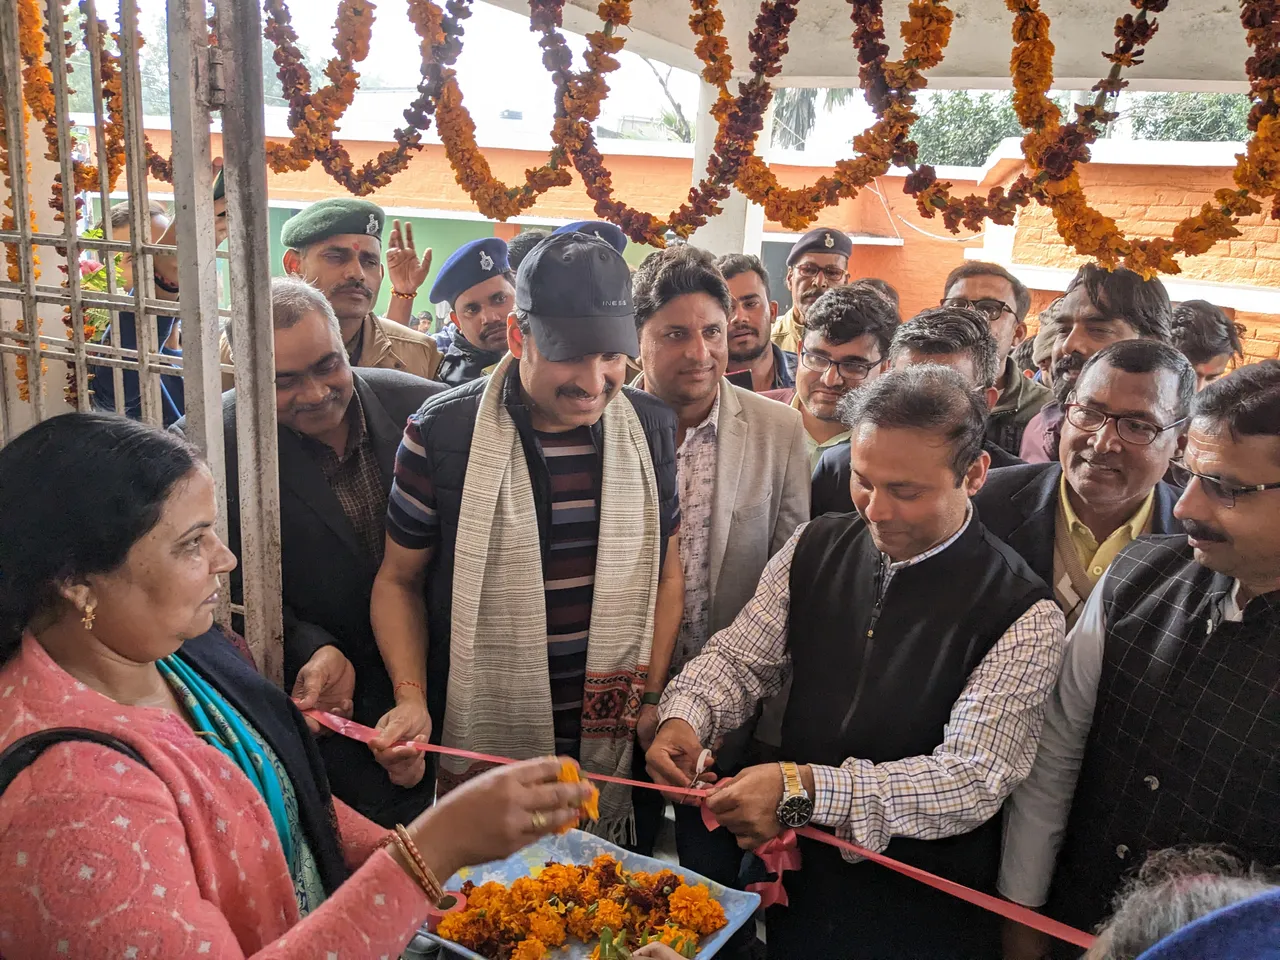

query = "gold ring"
[{"left": 530, "top": 810, "right": 549, "bottom": 832}]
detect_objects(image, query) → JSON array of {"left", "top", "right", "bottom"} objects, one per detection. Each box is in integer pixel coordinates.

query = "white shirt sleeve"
[{"left": 997, "top": 573, "right": 1110, "bottom": 907}]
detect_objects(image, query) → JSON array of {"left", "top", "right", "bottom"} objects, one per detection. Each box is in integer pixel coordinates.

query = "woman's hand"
[
  {"left": 409, "top": 757, "right": 594, "bottom": 881},
  {"left": 633, "top": 945, "right": 686, "bottom": 959}
]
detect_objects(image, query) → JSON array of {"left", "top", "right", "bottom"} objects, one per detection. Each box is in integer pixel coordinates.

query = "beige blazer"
[{"left": 707, "top": 379, "right": 811, "bottom": 634}]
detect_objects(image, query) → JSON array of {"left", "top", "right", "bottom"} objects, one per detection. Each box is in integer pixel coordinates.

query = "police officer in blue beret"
[
  {"left": 771, "top": 226, "right": 853, "bottom": 354},
  {"left": 429, "top": 237, "right": 515, "bottom": 387},
  {"left": 552, "top": 220, "right": 628, "bottom": 254}
]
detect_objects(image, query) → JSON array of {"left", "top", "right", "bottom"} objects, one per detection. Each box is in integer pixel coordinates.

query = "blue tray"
[{"left": 418, "top": 829, "right": 760, "bottom": 959}]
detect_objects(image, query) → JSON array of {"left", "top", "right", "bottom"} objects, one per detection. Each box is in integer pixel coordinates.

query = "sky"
[{"left": 121, "top": 0, "right": 880, "bottom": 156}]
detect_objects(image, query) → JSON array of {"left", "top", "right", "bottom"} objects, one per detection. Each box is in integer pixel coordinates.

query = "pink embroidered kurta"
[{"left": 0, "top": 634, "right": 429, "bottom": 959}]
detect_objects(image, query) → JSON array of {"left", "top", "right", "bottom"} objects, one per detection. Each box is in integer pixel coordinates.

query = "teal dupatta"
[{"left": 158, "top": 654, "right": 326, "bottom": 915}]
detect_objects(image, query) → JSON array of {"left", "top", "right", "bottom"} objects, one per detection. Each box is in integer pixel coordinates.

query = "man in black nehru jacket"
[{"left": 649, "top": 365, "right": 1066, "bottom": 959}]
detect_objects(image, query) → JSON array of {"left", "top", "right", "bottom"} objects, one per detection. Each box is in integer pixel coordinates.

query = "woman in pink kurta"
[{"left": 0, "top": 414, "right": 592, "bottom": 959}]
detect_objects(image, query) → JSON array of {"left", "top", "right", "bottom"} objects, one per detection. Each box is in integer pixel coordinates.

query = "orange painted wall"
[
  {"left": 1000, "top": 160, "right": 1279, "bottom": 363},
  {"left": 143, "top": 130, "right": 1275, "bottom": 355},
  {"left": 144, "top": 131, "right": 980, "bottom": 321}
]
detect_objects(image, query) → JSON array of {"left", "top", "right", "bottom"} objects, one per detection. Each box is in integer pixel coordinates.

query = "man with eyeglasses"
[
  {"left": 763, "top": 285, "right": 897, "bottom": 470},
  {"left": 999, "top": 359, "right": 1280, "bottom": 959},
  {"left": 975, "top": 340, "right": 1190, "bottom": 630},
  {"left": 1021, "top": 264, "right": 1173, "bottom": 464},
  {"left": 811, "top": 306, "right": 1025, "bottom": 517},
  {"left": 942, "top": 261, "right": 1051, "bottom": 456},
  {"left": 770, "top": 227, "right": 854, "bottom": 354}
]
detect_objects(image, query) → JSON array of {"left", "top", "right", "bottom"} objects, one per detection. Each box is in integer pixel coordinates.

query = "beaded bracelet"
[{"left": 394, "top": 822, "right": 445, "bottom": 906}]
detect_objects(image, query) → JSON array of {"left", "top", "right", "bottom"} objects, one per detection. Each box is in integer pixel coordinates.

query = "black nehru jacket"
[
  {"left": 810, "top": 438, "right": 1023, "bottom": 518},
  {"left": 1047, "top": 535, "right": 1280, "bottom": 933},
  {"left": 770, "top": 510, "right": 1052, "bottom": 958}
]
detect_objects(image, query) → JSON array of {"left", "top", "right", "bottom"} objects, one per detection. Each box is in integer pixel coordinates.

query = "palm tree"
[{"left": 771, "top": 88, "right": 856, "bottom": 150}]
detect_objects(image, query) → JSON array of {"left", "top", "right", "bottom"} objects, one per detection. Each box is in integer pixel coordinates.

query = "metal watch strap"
[{"left": 779, "top": 760, "right": 803, "bottom": 799}]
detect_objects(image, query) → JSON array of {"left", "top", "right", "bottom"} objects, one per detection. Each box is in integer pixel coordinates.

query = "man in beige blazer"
[{"left": 631, "top": 245, "right": 809, "bottom": 935}]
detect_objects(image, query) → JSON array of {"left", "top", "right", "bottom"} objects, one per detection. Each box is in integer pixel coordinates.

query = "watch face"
[{"left": 777, "top": 794, "right": 814, "bottom": 828}]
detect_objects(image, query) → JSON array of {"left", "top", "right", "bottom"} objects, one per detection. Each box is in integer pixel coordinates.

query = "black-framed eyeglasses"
[
  {"left": 794, "top": 263, "right": 848, "bottom": 283},
  {"left": 941, "top": 297, "right": 1016, "bottom": 322},
  {"left": 800, "top": 348, "right": 880, "bottom": 382},
  {"left": 1180, "top": 468, "right": 1280, "bottom": 508},
  {"left": 1063, "top": 402, "right": 1186, "bottom": 446}
]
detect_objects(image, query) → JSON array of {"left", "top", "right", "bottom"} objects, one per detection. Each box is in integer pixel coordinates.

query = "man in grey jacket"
[{"left": 631, "top": 244, "right": 810, "bottom": 946}]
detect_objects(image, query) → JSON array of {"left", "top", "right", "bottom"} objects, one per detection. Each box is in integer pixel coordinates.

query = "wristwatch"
[
  {"left": 640, "top": 691, "right": 662, "bottom": 706},
  {"left": 775, "top": 761, "right": 814, "bottom": 828}
]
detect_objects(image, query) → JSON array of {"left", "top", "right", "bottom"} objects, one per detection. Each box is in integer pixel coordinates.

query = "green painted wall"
[{"left": 270, "top": 207, "right": 492, "bottom": 325}]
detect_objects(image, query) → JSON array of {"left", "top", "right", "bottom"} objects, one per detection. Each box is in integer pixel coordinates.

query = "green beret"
[{"left": 280, "top": 198, "right": 385, "bottom": 250}]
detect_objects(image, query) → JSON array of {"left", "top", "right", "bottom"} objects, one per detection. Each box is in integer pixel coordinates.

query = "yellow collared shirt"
[
  {"left": 792, "top": 393, "right": 850, "bottom": 471},
  {"left": 1058, "top": 473, "right": 1155, "bottom": 584}
]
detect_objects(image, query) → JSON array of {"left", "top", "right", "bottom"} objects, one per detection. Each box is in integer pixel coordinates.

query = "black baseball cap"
[{"left": 515, "top": 232, "right": 638, "bottom": 361}]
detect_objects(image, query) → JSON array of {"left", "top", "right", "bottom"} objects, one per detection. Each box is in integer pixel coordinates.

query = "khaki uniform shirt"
[
  {"left": 219, "top": 311, "right": 441, "bottom": 390},
  {"left": 771, "top": 306, "right": 804, "bottom": 355}
]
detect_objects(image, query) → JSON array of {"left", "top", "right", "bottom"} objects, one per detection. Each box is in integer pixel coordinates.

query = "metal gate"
[{"left": 0, "top": 0, "right": 284, "bottom": 685}]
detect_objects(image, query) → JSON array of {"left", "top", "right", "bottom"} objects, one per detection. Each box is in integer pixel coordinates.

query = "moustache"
[
  {"left": 333, "top": 282, "right": 372, "bottom": 298},
  {"left": 729, "top": 324, "right": 760, "bottom": 337},
  {"left": 1076, "top": 452, "right": 1123, "bottom": 472},
  {"left": 290, "top": 391, "right": 342, "bottom": 415},
  {"left": 557, "top": 381, "right": 616, "bottom": 400},
  {"left": 1053, "top": 353, "right": 1085, "bottom": 380},
  {"left": 1182, "top": 519, "right": 1229, "bottom": 543}
]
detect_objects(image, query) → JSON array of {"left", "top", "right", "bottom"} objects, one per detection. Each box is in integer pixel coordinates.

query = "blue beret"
[
  {"left": 280, "top": 198, "right": 385, "bottom": 249},
  {"left": 428, "top": 237, "right": 511, "bottom": 305},
  {"left": 1137, "top": 889, "right": 1280, "bottom": 959},
  {"left": 786, "top": 226, "right": 853, "bottom": 265},
  {"left": 553, "top": 220, "right": 628, "bottom": 253}
]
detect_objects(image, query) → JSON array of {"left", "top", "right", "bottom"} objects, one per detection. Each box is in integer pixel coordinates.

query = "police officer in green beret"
[
  {"left": 219, "top": 198, "right": 441, "bottom": 383},
  {"left": 771, "top": 226, "right": 854, "bottom": 354}
]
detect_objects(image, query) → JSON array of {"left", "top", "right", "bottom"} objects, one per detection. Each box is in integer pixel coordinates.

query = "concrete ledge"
[{"left": 993, "top": 260, "right": 1280, "bottom": 313}]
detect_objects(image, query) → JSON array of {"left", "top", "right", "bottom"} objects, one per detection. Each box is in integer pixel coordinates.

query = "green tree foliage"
[
  {"left": 63, "top": 14, "right": 326, "bottom": 118},
  {"left": 1127, "top": 92, "right": 1249, "bottom": 142},
  {"left": 911, "top": 90, "right": 1029, "bottom": 166},
  {"left": 767, "top": 88, "right": 1250, "bottom": 168}
]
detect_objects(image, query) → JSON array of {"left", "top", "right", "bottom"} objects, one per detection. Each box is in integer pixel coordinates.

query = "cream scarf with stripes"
[{"left": 440, "top": 353, "right": 661, "bottom": 841}]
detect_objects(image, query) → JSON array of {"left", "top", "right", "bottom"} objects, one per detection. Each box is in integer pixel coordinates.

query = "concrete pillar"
[{"left": 687, "top": 80, "right": 773, "bottom": 257}]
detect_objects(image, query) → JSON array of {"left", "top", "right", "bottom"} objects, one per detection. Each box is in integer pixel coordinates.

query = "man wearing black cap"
[
  {"left": 771, "top": 227, "right": 854, "bottom": 354},
  {"left": 429, "top": 237, "right": 516, "bottom": 386},
  {"left": 552, "top": 219, "right": 629, "bottom": 254},
  {"left": 371, "top": 232, "right": 684, "bottom": 841},
  {"left": 221, "top": 198, "right": 441, "bottom": 385}
]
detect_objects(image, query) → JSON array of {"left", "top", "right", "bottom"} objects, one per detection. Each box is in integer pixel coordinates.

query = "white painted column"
[{"left": 687, "top": 79, "right": 773, "bottom": 257}]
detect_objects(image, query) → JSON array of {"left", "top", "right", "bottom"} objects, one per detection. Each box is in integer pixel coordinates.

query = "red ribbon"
[{"left": 306, "top": 710, "right": 1094, "bottom": 949}]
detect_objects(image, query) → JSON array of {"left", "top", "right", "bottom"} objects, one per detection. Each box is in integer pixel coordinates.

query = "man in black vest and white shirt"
[
  {"left": 1000, "top": 360, "right": 1280, "bottom": 959},
  {"left": 648, "top": 365, "right": 1066, "bottom": 959}
]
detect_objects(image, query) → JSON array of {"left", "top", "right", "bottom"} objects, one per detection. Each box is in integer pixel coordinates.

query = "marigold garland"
[
  {"left": 5, "top": 0, "right": 48, "bottom": 402},
  {"left": 262, "top": 0, "right": 439, "bottom": 196},
  {"left": 5, "top": 0, "right": 1280, "bottom": 412},
  {"left": 430, "top": 0, "right": 572, "bottom": 218},
  {"left": 898, "top": 0, "right": 1279, "bottom": 277}
]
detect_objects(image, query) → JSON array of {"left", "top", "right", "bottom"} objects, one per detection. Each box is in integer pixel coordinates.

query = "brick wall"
[
  {"left": 1006, "top": 160, "right": 1279, "bottom": 362},
  {"left": 141, "top": 130, "right": 1274, "bottom": 356}
]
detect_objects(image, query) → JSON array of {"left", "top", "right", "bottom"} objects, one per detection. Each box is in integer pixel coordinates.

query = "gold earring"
[{"left": 81, "top": 604, "right": 96, "bottom": 630}]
